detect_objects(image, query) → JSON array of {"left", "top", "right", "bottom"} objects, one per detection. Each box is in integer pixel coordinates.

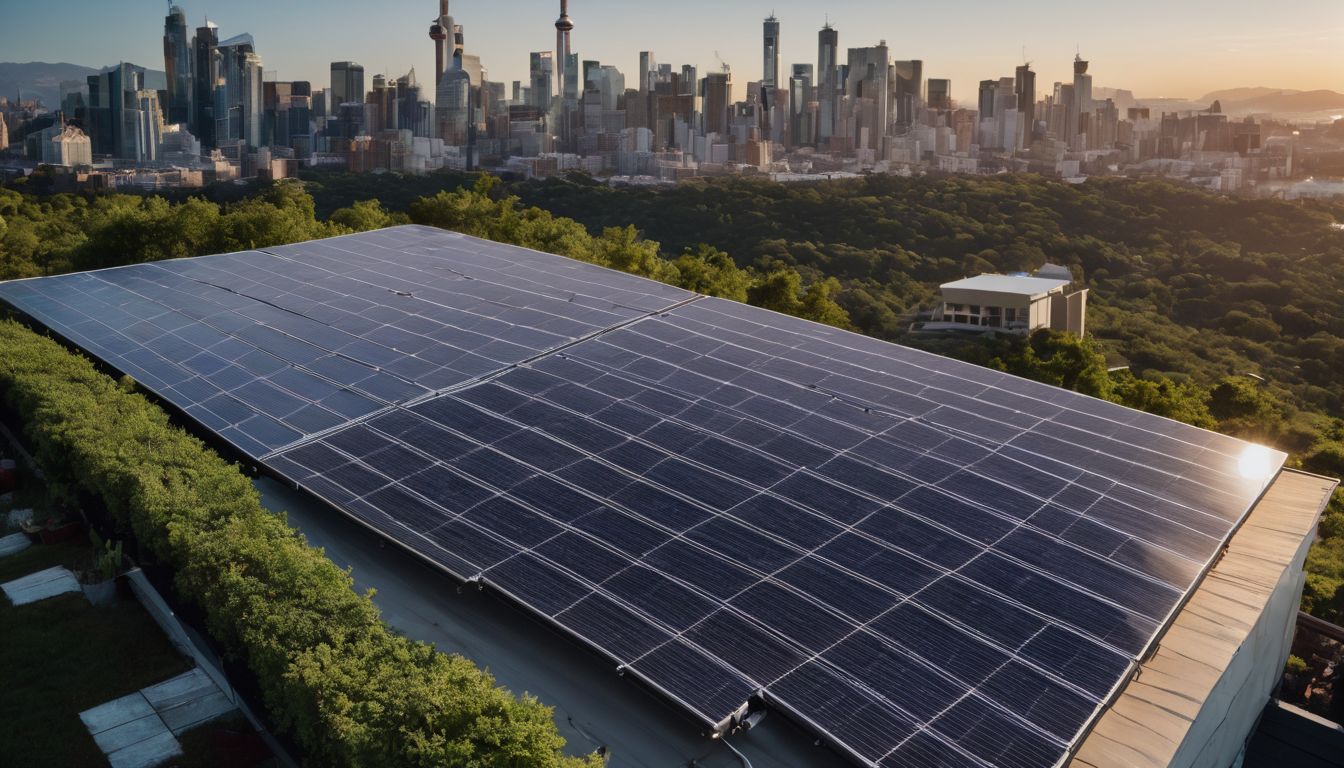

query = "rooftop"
[
  {"left": 1070, "top": 468, "right": 1337, "bottom": 767},
  {"left": 940, "top": 273, "right": 1074, "bottom": 297},
  {"left": 0, "top": 226, "right": 1301, "bottom": 768}
]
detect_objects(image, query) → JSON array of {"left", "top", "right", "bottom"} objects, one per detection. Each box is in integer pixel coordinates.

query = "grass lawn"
[
  {"left": 0, "top": 539, "right": 88, "bottom": 583},
  {"left": 0, "top": 541, "right": 193, "bottom": 767},
  {"left": 176, "top": 716, "right": 276, "bottom": 768}
]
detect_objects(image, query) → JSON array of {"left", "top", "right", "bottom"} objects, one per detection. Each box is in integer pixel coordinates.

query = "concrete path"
[
  {"left": 143, "top": 668, "right": 237, "bottom": 735},
  {"left": 1, "top": 565, "right": 80, "bottom": 606},
  {"left": 79, "top": 668, "right": 236, "bottom": 768},
  {"left": 0, "top": 532, "right": 31, "bottom": 557}
]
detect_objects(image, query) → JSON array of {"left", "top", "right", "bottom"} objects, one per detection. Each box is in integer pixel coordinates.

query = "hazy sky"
[{"left": 2, "top": 0, "right": 1341, "bottom": 102}]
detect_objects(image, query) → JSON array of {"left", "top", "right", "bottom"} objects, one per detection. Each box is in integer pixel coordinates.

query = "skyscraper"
[
  {"left": 529, "top": 52, "right": 554, "bottom": 110},
  {"left": 86, "top": 63, "right": 160, "bottom": 161},
  {"left": 162, "top": 5, "right": 192, "bottom": 126},
  {"left": 816, "top": 23, "right": 838, "bottom": 142},
  {"left": 789, "top": 63, "right": 815, "bottom": 147},
  {"left": 639, "top": 52, "right": 657, "bottom": 93},
  {"left": 891, "top": 60, "right": 922, "bottom": 129},
  {"left": 1014, "top": 63, "right": 1036, "bottom": 146},
  {"left": 331, "top": 62, "right": 365, "bottom": 107},
  {"left": 845, "top": 44, "right": 888, "bottom": 151},
  {"left": 191, "top": 20, "right": 219, "bottom": 147},
  {"left": 1071, "top": 54, "right": 1092, "bottom": 150},
  {"left": 762, "top": 14, "right": 780, "bottom": 93},
  {"left": 700, "top": 71, "right": 732, "bottom": 136},
  {"left": 554, "top": 0, "right": 574, "bottom": 102},
  {"left": 978, "top": 79, "right": 997, "bottom": 119},
  {"left": 761, "top": 14, "right": 781, "bottom": 136},
  {"left": 927, "top": 78, "right": 951, "bottom": 111},
  {"left": 217, "top": 35, "right": 263, "bottom": 148}
]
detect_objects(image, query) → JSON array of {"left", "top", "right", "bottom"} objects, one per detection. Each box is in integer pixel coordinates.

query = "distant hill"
[
  {"left": 1222, "top": 89, "right": 1344, "bottom": 114},
  {"left": 0, "top": 61, "right": 166, "bottom": 108},
  {"left": 1200, "top": 87, "right": 1300, "bottom": 103}
]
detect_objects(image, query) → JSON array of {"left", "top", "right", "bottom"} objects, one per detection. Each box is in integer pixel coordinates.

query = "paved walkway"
[
  {"left": 1, "top": 565, "right": 80, "bottom": 606},
  {"left": 0, "top": 531, "right": 31, "bottom": 557},
  {"left": 79, "top": 668, "right": 236, "bottom": 768}
]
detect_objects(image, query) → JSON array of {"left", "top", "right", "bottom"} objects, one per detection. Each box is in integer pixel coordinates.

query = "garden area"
[{"left": 0, "top": 437, "right": 273, "bottom": 767}]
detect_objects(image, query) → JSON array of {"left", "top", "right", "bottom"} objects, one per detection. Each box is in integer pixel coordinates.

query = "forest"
[{"left": 1, "top": 169, "right": 1342, "bottom": 623}]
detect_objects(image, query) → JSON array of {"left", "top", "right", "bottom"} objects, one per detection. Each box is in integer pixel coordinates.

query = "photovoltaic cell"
[{"left": 0, "top": 226, "right": 1286, "bottom": 768}]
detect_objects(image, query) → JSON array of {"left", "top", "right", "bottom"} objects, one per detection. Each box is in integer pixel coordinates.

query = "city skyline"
[{"left": 2, "top": 0, "right": 1341, "bottom": 105}]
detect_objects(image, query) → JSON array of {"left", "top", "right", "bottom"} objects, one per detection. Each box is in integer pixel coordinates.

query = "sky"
[{"left": 2, "top": 0, "right": 1342, "bottom": 103}]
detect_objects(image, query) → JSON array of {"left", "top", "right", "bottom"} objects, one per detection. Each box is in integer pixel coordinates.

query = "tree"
[
  {"left": 330, "top": 199, "right": 397, "bottom": 233},
  {"left": 987, "top": 330, "right": 1114, "bottom": 399},
  {"left": 592, "top": 225, "right": 671, "bottom": 280},
  {"left": 672, "top": 244, "right": 752, "bottom": 302},
  {"left": 799, "top": 277, "right": 852, "bottom": 329},
  {"left": 1110, "top": 371, "right": 1216, "bottom": 429},
  {"left": 747, "top": 266, "right": 804, "bottom": 316}
]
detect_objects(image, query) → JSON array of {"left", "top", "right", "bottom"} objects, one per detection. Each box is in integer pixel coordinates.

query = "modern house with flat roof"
[{"left": 929, "top": 264, "right": 1089, "bottom": 336}]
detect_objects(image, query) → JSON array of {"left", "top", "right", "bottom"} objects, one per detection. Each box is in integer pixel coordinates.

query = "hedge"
[{"left": 0, "top": 320, "right": 598, "bottom": 768}]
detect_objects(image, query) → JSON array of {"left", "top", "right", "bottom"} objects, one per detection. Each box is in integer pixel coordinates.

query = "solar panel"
[
  {"left": 0, "top": 227, "right": 691, "bottom": 458},
  {"left": 0, "top": 226, "right": 1286, "bottom": 768}
]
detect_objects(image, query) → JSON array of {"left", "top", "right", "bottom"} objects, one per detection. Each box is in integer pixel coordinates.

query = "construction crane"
[{"left": 714, "top": 50, "right": 730, "bottom": 74}]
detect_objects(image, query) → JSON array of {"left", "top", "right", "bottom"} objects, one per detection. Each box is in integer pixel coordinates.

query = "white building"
[
  {"left": 929, "top": 264, "right": 1088, "bottom": 335},
  {"left": 48, "top": 125, "right": 93, "bottom": 167}
]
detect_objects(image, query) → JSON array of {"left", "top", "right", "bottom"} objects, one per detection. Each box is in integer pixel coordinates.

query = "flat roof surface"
[
  {"left": 941, "top": 274, "right": 1073, "bottom": 297},
  {"left": 259, "top": 476, "right": 847, "bottom": 767},
  {"left": 0, "top": 226, "right": 1289, "bottom": 768},
  {"left": 1070, "top": 469, "right": 1337, "bottom": 768}
]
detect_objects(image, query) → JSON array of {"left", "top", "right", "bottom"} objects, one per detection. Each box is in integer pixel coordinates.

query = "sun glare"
[{"left": 1238, "top": 444, "right": 1276, "bottom": 481}]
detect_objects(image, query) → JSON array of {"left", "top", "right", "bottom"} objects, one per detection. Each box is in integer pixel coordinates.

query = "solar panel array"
[{"left": 0, "top": 225, "right": 1285, "bottom": 768}]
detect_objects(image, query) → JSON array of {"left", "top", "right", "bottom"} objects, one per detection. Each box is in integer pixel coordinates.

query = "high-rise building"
[
  {"left": 0, "top": 113, "right": 8, "bottom": 152},
  {"left": 210, "top": 35, "right": 263, "bottom": 149},
  {"left": 331, "top": 61, "right": 365, "bottom": 107},
  {"left": 263, "top": 80, "right": 292, "bottom": 146},
  {"left": 529, "top": 52, "right": 554, "bottom": 110},
  {"left": 891, "top": 59, "right": 922, "bottom": 129},
  {"left": 162, "top": 5, "right": 192, "bottom": 125},
  {"left": 437, "top": 65, "right": 473, "bottom": 145},
  {"left": 1070, "top": 54, "right": 1091, "bottom": 149},
  {"left": 978, "top": 79, "right": 997, "bottom": 119},
  {"left": 680, "top": 65, "right": 697, "bottom": 96},
  {"left": 789, "top": 63, "right": 815, "bottom": 147},
  {"left": 762, "top": 15, "right": 780, "bottom": 94},
  {"left": 86, "top": 63, "right": 160, "bottom": 161},
  {"left": 191, "top": 20, "right": 219, "bottom": 147},
  {"left": 700, "top": 71, "right": 732, "bottom": 136},
  {"left": 396, "top": 69, "right": 433, "bottom": 138},
  {"left": 816, "top": 24, "right": 838, "bottom": 142},
  {"left": 845, "top": 44, "right": 888, "bottom": 151},
  {"left": 761, "top": 14, "right": 781, "bottom": 136},
  {"left": 368, "top": 74, "right": 394, "bottom": 132},
  {"left": 927, "top": 78, "right": 951, "bottom": 111},
  {"left": 639, "top": 52, "right": 657, "bottom": 93},
  {"left": 59, "top": 80, "right": 87, "bottom": 114},
  {"left": 1014, "top": 63, "right": 1036, "bottom": 146}
]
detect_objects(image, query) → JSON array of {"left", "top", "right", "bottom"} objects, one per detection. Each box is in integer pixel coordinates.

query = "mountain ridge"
[{"left": 0, "top": 61, "right": 166, "bottom": 107}]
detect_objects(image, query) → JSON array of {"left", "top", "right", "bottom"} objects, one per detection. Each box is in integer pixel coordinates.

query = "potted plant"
[
  {"left": 22, "top": 482, "right": 84, "bottom": 544},
  {"left": 82, "top": 531, "right": 124, "bottom": 606}
]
